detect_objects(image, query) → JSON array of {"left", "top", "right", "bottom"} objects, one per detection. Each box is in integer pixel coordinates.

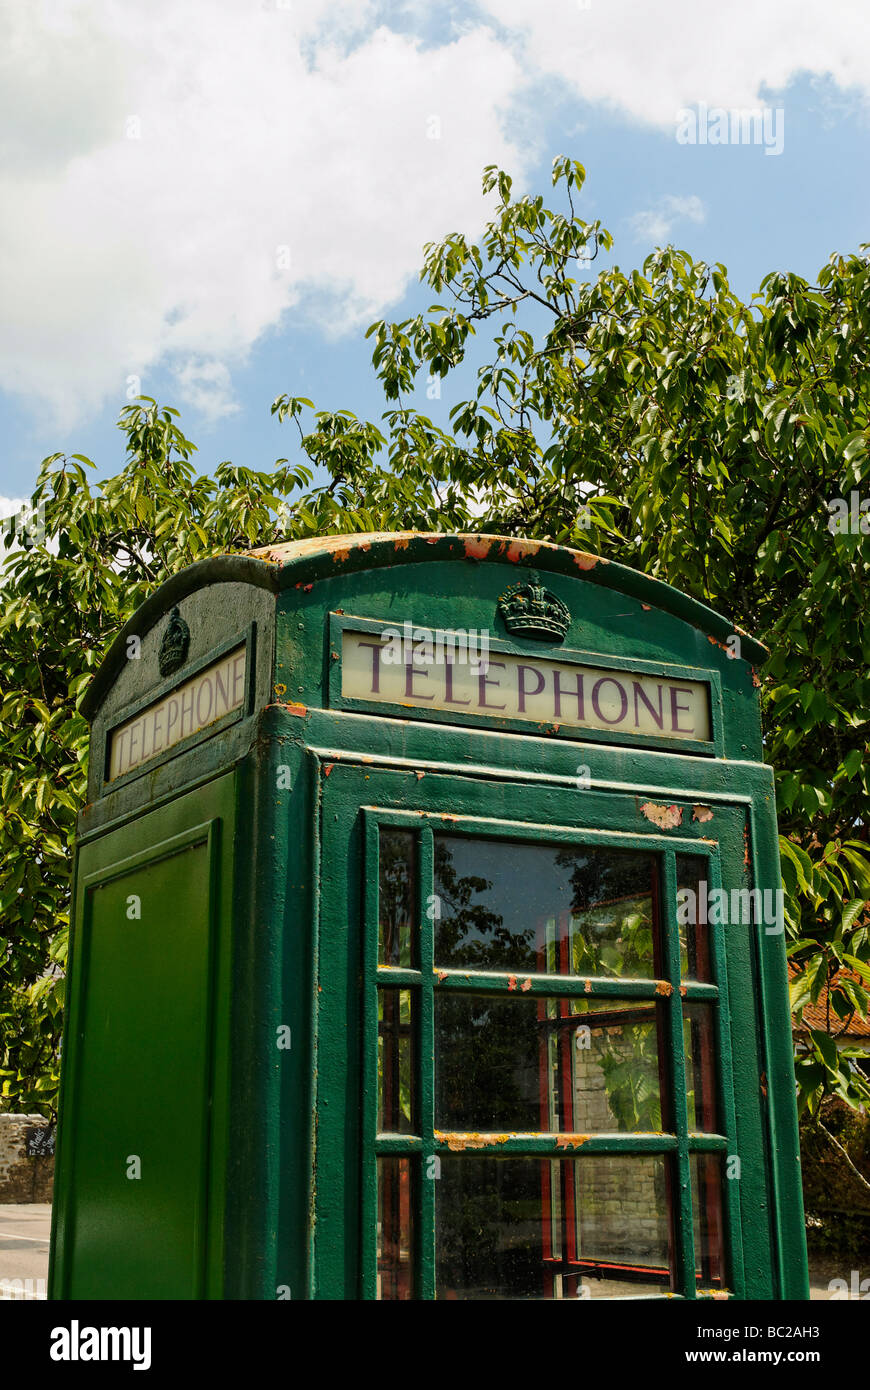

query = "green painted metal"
[{"left": 50, "top": 531, "right": 808, "bottom": 1302}]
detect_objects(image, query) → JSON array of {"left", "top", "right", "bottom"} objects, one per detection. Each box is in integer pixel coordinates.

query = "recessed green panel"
[{"left": 64, "top": 833, "right": 214, "bottom": 1299}]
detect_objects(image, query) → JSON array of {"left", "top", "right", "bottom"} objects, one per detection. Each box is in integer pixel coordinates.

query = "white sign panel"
[
  {"left": 341, "top": 629, "right": 710, "bottom": 742},
  {"left": 109, "top": 644, "right": 247, "bottom": 780}
]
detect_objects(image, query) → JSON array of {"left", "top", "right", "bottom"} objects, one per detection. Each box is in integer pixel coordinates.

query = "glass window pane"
[
  {"left": 377, "top": 1156, "right": 414, "bottom": 1299},
  {"left": 378, "top": 989, "right": 414, "bottom": 1134},
  {"left": 684, "top": 1003, "right": 719, "bottom": 1132},
  {"left": 379, "top": 828, "right": 416, "bottom": 966},
  {"left": 676, "top": 854, "right": 713, "bottom": 982},
  {"left": 436, "top": 1156, "right": 674, "bottom": 1300},
  {"left": 434, "top": 836, "right": 660, "bottom": 978},
  {"left": 435, "top": 995, "right": 667, "bottom": 1133},
  {"left": 691, "top": 1153, "right": 727, "bottom": 1290}
]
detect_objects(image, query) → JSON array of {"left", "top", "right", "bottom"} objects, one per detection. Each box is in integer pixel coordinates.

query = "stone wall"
[{"left": 0, "top": 1114, "right": 54, "bottom": 1202}]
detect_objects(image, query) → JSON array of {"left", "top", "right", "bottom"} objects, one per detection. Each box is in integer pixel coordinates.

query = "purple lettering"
[
  {"left": 128, "top": 720, "right": 141, "bottom": 765},
  {"left": 670, "top": 686, "right": 695, "bottom": 733},
  {"left": 152, "top": 704, "right": 166, "bottom": 754},
  {"left": 632, "top": 681, "right": 665, "bottom": 730},
  {"left": 404, "top": 658, "right": 434, "bottom": 700},
  {"left": 517, "top": 664, "right": 545, "bottom": 713},
  {"left": 180, "top": 685, "right": 196, "bottom": 738},
  {"left": 357, "top": 639, "right": 383, "bottom": 694},
  {"left": 214, "top": 663, "right": 229, "bottom": 715},
  {"left": 591, "top": 677, "right": 628, "bottom": 725},
  {"left": 478, "top": 661, "right": 506, "bottom": 710},
  {"left": 553, "top": 669, "right": 585, "bottom": 719},
  {"left": 444, "top": 660, "right": 470, "bottom": 706},
  {"left": 114, "top": 728, "right": 129, "bottom": 776},
  {"left": 197, "top": 674, "right": 214, "bottom": 726},
  {"left": 166, "top": 697, "right": 180, "bottom": 743},
  {"left": 232, "top": 652, "right": 246, "bottom": 707}
]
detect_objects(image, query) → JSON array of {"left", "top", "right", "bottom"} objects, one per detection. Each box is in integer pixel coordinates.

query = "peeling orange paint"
[
  {"left": 323, "top": 763, "right": 334, "bottom": 777},
  {"left": 680, "top": 984, "right": 688, "bottom": 997},
  {"left": 555, "top": 1134, "right": 589, "bottom": 1149},
  {"left": 751, "top": 668, "right": 762, "bottom": 688},
  {"left": 415, "top": 771, "right": 425, "bottom": 780},
  {"left": 692, "top": 804, "right": 714, "bottom": 823},
  {"left": 503, "top": 540, "right": 540, "bottom": 563},
  {"left": 508, "top": 975, "right": 518, "bottom": 992},
  {"left": 393, "top": 537, "right": 410, "bottom": 550},
  {"left": 641, "top": 603, "right": 651, "bottom": 611},
  {"left": 436, "top": 1132, "right": 511, "bottom": 1151},
  {"left": 332, "top": 548, "right": 351, "bottom": 563},
  {"left": 584, "top": 980, "right": 592, "bottom": 994},
  {"left": 640, "top": 801, "right": 683, "bottom": 830},
  {"left": 294, "top": 582, "right": 314, "bottom": 592},
  {"left": 437, "top": 970, "right": 448, "bottom": 982},
  {"left": 463, "top": 537, "right": 491, "bottom": 560},
  {"left": 572, "top": 552, "right": 600, "bottom": 571},
  {"left": 655, "top": 980, "right": 674, "bottom": 997},
  {"left": 521, "top": 978, "right": 532, "bottom": 992},
  {"left": 274, "top": 684, "right": 287, "bottom": 698},
  {"left": 281, "top": 701, "right": 308, "bottom": 717}
]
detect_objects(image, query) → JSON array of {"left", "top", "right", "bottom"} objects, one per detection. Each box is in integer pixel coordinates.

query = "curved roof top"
[{"left": 81, "top": 531, "right": 766, "bottom": 719}]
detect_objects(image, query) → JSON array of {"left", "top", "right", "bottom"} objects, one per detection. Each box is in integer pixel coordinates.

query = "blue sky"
[{"left": 1, "top": 1, "right": 869, "bottom": 508}]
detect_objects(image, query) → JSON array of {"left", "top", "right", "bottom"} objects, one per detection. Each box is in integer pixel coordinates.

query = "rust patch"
[
  {"left": 584, "top": 979, "right": 592, "bottom": 993},
  {"left": 743, "top": 825, "right": 751, "bottom": 867},
  {"left": 280, "top": 701, "right": 308, "bottom": 717},
  {"left": 332, "top": 547, "right": 351, "bottom": 563},
  {"left": 640, "top": 801, "right": 683, "bottom": 830},
  {"left": 655, "top": 980, "right": 674, "bottom": 997},
  {"left": 572, "top": 552, "right": 600, "bottom": 571},
  {"left": 274, "top": 683, "right": 287, "bottom": 698},
  {"left": 415, "top": 771, "right": 425, "bottom": 780},
  {"left": 323, "top": 763, "right": 334, "bottom": 777},
  {"left": 641, "top": 603, "right": 651, "bottom": 611},
  {"left": 707, "top": 634, "right": 729, "bottom": 653},
  {"left": 508, "top": 975, "right": 518, "bottom": 992},
  {"left": 294, "top": 581, "right": 314, "bottom": 592},
  {"left": 437, "top": 970, "right": 448, "bottom": 982},
  {"left": 521, "top": 978, "right": 532, "bottom": 992},
  {"left": 555, "top": 1134, "right": 589, "bottom": 1150},
  {"left": 393, "top": 537, "right": 410, "bottom": 550},
  {"left": 502, "top": 540, "right": 540, "bottom": 563},
  {"left": 692, "top": 804, "right": 714, "bottom": 823},
  {"left": 680, "top": 984, "right": 688, "bottom": 996},
  {"left": 436, "top": 1132, "right": 511, "bottom": 1151},
  {"left": 463, "top": 537, "right": 491, "bottom": 560},
  {"left": 751, "top": 667, "right": 762, "bottom": 688},
  {"left": 760, "top": 1071, "right": 768, "bottom": 1098}
]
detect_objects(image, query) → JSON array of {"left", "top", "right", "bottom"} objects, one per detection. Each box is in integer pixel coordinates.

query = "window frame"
[{"left": 360, "top": 804, "right": 744, "bottom": 1301}]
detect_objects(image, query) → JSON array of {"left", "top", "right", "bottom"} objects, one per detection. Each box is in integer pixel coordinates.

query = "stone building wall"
[{"left": 0, "top": 1114, "right": 55, "bottom": 1202}]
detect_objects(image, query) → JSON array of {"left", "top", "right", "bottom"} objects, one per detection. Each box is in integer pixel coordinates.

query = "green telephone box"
[{"left": 49, "top": 531, "right": 809, "bottom": 1301}]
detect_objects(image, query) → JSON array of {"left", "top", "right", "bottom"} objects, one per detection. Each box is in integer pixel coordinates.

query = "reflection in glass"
[
  {"left": 379, "top": 828, "right": 416, "bottom": 966},
  {"left": 433, "top": 836, "right": 660, "bottom": 977},
  {"left": 676, "top": 854, "right": 713, "bottom": 981},
  {"left": 435, "top": 995, "right": 666, "bottom": 1133},
  {"left": 691, "top": 1153, "right": 726, "bottom": 1289},
  {"left": 377, "top": 1157, "right": 414, "bottom": 1299},
  {"left": 436, "top": 1156, "right": 674, "bottom": 1300},
  {"left": 684, "top": 1003, "right": 718, "bottom": 1132},
  {"left": 378, "top": 989, "right": 413, "bottom": 1134}
]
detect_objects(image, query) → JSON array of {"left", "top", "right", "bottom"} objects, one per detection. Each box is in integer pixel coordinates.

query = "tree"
[{"left": 2, "top": 157, "right": 869, "bottom": 1129}]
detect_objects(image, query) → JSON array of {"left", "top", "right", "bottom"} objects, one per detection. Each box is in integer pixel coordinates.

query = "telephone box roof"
[{"left": 81, "top": 530, "right": 766, "bottom": 720}]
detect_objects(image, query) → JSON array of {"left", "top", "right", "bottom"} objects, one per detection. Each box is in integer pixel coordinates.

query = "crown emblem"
[
  {"left": 158, "top": 606, "right": 191, "bottom": 677},
  {"left": 497, "top": 572, "right": 570, "bottom": 642}
]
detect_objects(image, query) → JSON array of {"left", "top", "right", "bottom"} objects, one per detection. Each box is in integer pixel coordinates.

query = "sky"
[{"left": 1, "top": 0, "right": 869, "bottom": 514}]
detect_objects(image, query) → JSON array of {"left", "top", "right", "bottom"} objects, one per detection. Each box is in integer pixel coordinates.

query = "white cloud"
[
  {"left": 629, "top": 194, "right": 706, "bottom": 244},
  {"left": 0, "top": 0, "right": 526, "bottom": 427},
  {"left": 476, "top": 0, "right": 870, "bottom": 126},
  {"left": 3, "top": 0, "right": 870, "bottom": 431}
]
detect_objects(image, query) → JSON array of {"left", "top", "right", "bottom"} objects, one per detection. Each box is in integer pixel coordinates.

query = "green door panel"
[{"left": 50, "top": 774, "right": 235, "bottom": 1300}]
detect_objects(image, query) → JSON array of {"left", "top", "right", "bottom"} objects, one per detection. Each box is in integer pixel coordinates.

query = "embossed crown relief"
[
  {"left": 158, "top": 606, "right": 191, "bottom": 677},
  {"left": 497, "top": 572, "right": 570, "bottom": 643}
]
